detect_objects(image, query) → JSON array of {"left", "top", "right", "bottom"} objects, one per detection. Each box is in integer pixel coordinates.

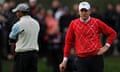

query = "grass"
[
  {"left": 104, "top": 56, "right": 120, "bottom": 72},
  {"left": 2, "top": 56, "right": 120, "bottom": 72}
]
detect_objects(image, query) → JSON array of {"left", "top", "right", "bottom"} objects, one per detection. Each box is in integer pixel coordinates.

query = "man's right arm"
[
  {"left": 59, "top": 21, "right": 75, "bottom": 72},
  {"left": 9, "top": 23, "right": 21, "bottom": 54},
  {"left": 9, "top": 24, "right": 20, "bottom": 41},
  {"left": 63, "top": 21, "right": 75, "bottom": 62}
]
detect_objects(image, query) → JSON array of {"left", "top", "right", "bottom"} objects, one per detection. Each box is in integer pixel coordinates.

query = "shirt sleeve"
[
  {"left": 97, "top": 19, "right": 117, "bottom": 45},
  {"left": 9, "top": 23, "right": 21, "bottom": 40},
  {"left": 64, "top": 21, "right": 75, "bottom": 58}
]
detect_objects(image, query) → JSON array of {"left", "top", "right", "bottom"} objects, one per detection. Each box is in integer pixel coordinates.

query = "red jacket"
[{"left": 64, "top": 17, "right": 117, "bottom": 57}]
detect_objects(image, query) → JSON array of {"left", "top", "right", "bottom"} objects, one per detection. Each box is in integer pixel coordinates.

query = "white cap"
[
  {"left": 12, "top": 3, "right": 29, "bottom": 12},
  {"left": 29, "top": 0, "right": 37, "bottom": 3},
  {"left": 79, "top": 1, "right": 91, "bottom": 10}
]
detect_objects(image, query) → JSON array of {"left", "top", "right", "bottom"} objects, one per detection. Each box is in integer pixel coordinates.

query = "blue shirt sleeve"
[{"left": 9, "top": 24, "right": 21, "bottom": 39}]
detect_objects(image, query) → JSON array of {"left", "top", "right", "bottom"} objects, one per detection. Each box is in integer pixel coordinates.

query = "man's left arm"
[
  {"left": 98, "top": 19, "right": 117, "bottom": 46},
  {"left": 9, "top": 23, "right": 21, "bottom": 54},
  {"left": 97, "top": 19, "right": 117, "bottom": 55}
]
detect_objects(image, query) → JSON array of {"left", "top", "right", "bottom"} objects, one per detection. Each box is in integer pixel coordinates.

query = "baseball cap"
[
  {"left": 79, "top": 1, "right": 91, "bottom": 11},
  {"left": 12, "top": 3, "right": 29, "bottom": 12},
  {"left": 29, "top": 0, "right": 37, "bottom": 3}
]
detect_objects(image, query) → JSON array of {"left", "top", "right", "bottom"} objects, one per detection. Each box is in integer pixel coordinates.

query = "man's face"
[
  {"left": 16, "top": 11, "right": 23, "bottom": 18},
  {"left": 79, "top": 8, "right": 90, "bottom": 19}
]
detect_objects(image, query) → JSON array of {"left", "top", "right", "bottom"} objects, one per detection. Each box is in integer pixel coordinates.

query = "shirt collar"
[
  {"left": 80, "top": 16, "right": 90, "bottom": 24},
  {"left": 20, "top": 15, "right": 30, "bottom": 20}
]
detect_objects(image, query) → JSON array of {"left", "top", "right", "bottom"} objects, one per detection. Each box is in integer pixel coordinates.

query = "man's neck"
[{"left": 80, "top": 16, "right": 90, "bottom": 23}]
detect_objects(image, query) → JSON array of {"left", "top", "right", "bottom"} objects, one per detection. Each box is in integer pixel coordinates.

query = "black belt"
[{"left": 16, "top": 50, "right": 38, "bottom": 55}]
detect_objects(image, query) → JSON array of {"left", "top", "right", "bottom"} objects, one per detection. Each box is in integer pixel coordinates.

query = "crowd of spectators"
[{"left": 0, "top": 0, "right": 120, "bottom": 72}]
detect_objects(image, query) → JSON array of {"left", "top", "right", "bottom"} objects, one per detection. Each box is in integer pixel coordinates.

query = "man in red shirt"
[{"left": 59, "top": 1, "right": 117, "bottom": 72}]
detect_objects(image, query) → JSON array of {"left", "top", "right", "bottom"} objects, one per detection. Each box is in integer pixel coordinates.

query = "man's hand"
[
  {"left": 97, "top": 45, "right": 109, "bottom": 55},
  {"left": 7, "top": 54, "right": 14, "bottom": 60},
  {"left": 59, "top": 61, "right": 67, "bottom": 72}
]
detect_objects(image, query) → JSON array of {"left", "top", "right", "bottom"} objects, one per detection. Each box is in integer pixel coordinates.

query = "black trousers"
[
  {"left": 0, "top": 52, "right": 2, "bottom": 72},
  {"left": 14, "top": 50, "right": 38, "bottom": 72},
  {"left": 76, "top": 55, "right": 104, "bottom": 72},
  {"left": 0, "top": 58, "right": 1, "bottom": 72}
]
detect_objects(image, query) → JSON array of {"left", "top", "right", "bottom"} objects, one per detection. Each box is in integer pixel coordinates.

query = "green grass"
[
  {"left": 104, "top": 56, "right": 120, "bottom": 72},
  {"left": 2, "top": 56, "right": 120, "bottom": 72},
  {"left": 2, "top": 58, "right": 53, "bottom": 72}
]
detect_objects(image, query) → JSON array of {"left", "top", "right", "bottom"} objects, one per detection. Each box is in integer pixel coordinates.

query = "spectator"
[
  {"left": 36, "top": 7, "right": 47, "bottom": 58},
  {"left": 51, "top": 0, "right": 60, "bottom": 17},
  {"left": 103, "top": 3, "right": 116, "bottom": 31},
  {"left": 70, "top": 3, "right": 79, "bottom": 20},
  {"left": 29, "top": 0, "right": 38, "bottom": 17},
  {"left": 0, "top": 15, "right": 5, "bottom": 72},
  {"left": 59, "top": 6, "right": 71, "bottom": 33},
  {"left": 1, "top": 2, "right": 17, "bottom": 61},
  {"left": 90, "top": 6, "right": 102, "bottom": 19},
  {"left": 45, "top": 9, "right": 63, "bottom": 72},
  {"left": 55, "top": 6, "right": 64, "bottom": 21},
  {"left": 103, "top": 3, "right": 117, "bottom": 56},
  {"left": 0, "top": 4, "right": 2, "bottom": 14},
  {"left": 115, "top": 3, "right": 120, "bottom": 54},
  {"left": 45, "top": 9, "right": 59, "bottom": 35}
]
